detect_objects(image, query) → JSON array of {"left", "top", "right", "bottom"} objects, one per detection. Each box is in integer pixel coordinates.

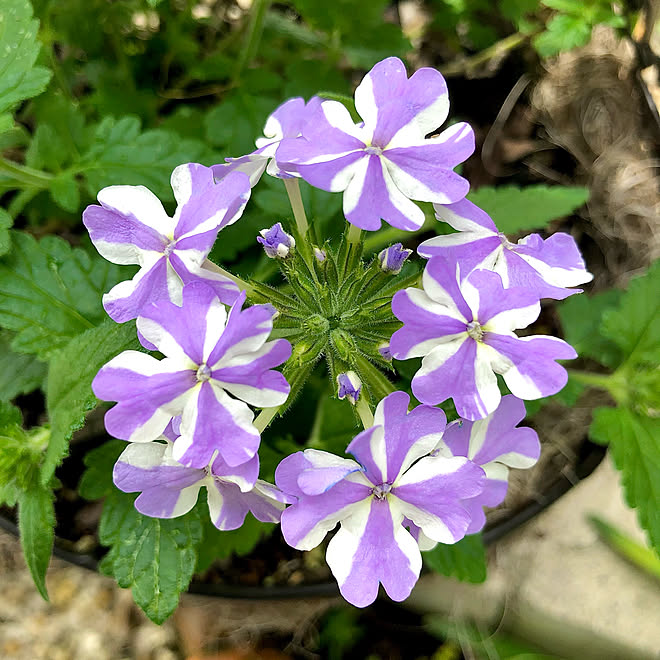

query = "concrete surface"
[{"left": 407, "top": 455, "right": 660, "bottom": 659}]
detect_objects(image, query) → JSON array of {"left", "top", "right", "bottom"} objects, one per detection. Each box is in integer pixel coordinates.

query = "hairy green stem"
[
  {"left": 284, "top": 178, "right": 309, "bottom": 235},
  {"left": 253, "top": 406, "right": 280, "bottom": 433},
  {"left": 346, "top": 223, "right": 362, "bottom": 245},
  {"left": 201, "top": 260, "right": 253, "bottom": 295},
  {"left": 0, "top": 158, "right": 53, "bottom": 188},
  {"left": 355, "top": 397, "right": 374, "bottom": 429}
]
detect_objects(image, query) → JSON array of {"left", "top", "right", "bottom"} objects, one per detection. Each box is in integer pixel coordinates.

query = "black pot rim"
[{"left": 0, "top": 441, "right": 605, "bottom": 600}]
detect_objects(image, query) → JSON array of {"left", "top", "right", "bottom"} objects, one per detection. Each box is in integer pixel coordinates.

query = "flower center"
[
  {"left": 365, "top": 145, "right": 383, "bottom": 156},
  {"left": 196, "top": 364, "right": 212, "bottom": 382},
  {"left": 163, "top": 239, "right": 177, "bottom": 257},
  {"left": 372, "top": 483, "right": 392, "bottom": 500},
  {"left": 498, "top": 232, "right": 515, "bottom": 250},
  {"left": 466, "top": 320, "right": 484, "bottom": 341}
]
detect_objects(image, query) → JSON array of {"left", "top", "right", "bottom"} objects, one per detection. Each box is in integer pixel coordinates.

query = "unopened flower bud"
[
  {"left": 257, "top": 223, "right": 295, "bottom": 258},
  {"left": 337, "top": 371, "right": 362, "bottom": 405},
  {"left": 378, "top": 343, "right": 392, "bottom": 361},
  {"left": 378, "top": 243, "right": 412, "bottom": 274},
  {"left": 313, "top": 246, "right": 327, "bottom": 262}
]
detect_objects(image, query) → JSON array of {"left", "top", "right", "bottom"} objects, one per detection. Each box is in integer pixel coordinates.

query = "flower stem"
[
  {"left": 346, "top": 222, "right": 362, "bottom": 245},
  {"left": 0, "top": 157, "right": 53, "bottom": 189},
  {"left": 355, "top": 397, "right": 374, "bottom": 429},
  {"left": 254, "top": 406, "right": 280, "bottom": 433},
  {"left": 283, "top": 178, "right": 309, "bottom": 235},
  {"left": 201, "top": 260, "right": 253, "bottom": 295}
]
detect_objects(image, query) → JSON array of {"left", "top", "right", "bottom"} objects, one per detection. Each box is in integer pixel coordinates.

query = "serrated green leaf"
[
  {"left": 533, "top": 14, "right": 592, "bottom": 57},
  {"left": 43, "top": 320, "right": 141, "bottom": 486},
  {"left": 601, "top": 260, "right": 660, "bottom": 368},
  {"left": 81, "top": 116, "right": 215, "bottom": 201},
  {"left": 25, "top": 124, "right": 68, "bottom": 172},
  {"left": 49, "top": 173, "right": 80, "bottom": 212},
  {"left": 0, "top": 231, "right": 127, "bottom": 358},
  {"left": 195, "top": 512, "right": 271, "bottom": 574},
  {"left": 558, "top": 289, "right": 623, "bottom": 368},
  {"left": 422, "top": 533, "right": 487, "bottom": 583},
  {"left": 0, "top": 209, "right": 11, "bottom": 257},
  {"left": 0, "top": 331, "right": 47, "bottom": 399},
  {"left": 18, "top": 484, "right": 55, "bottom": 600},
  {"left": 78, "top": 439, "right": 126, "bottom": 500},
  {"left": 0, "top": 0, "right": 52, "bottom": 115},
  {"left": 99, "top": 490, "right": 202, "bottom": 623},
  {"left": 466, "top": 185, "right": 589, "bottom": 234},
  {"left": 590, "top": 407, "right": 660, "bottom": 554}
]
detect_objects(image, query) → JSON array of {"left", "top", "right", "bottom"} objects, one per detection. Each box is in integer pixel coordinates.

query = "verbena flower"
[
  {"left": 275, "top": 392, "right": 485, "bottom": 607},
  {"left": 277, "top": 57, "right": 474, "bottom": 232},
  {"left": 418, "top": 198, "right": 593, "bottom": 299},
  {"left": 83, "top": 164, "right": 250, "bottom": 322},
  {"left": 113, "top": 433, "right": 292, "bottom": 529},
  {"left": 257, "top": 222, "right": 295, "bottom": 258},
  {"left": 93, "top": 282, "right": 291, "bottom": 469},
  {"left": 212, "top": 96, "right": 322, "bottom": 186},
  {"left": 390, "top": 256, "right": 577, "bottom": 420},
  {"left": 430, "top": 395, "right": 540, "bottom": 536}
]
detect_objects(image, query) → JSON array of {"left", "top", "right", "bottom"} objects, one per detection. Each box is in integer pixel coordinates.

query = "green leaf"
[
  {"left": 49, "top": 173, "right": 80, "bottom": 213},
  {"left": 601, "top": 260, "right": 660, "bottom": 368},
  {"left": 533, "top": 14, "right": 593, "bottom": 57},
  {"left": 81, "top": 116, "right": 215, "bottom": 201},
  {"left": 78, "top": 439, "right": 126, "bottom": 500},
  {"left": 466, "top": 185, "right": 589, "bottom": 234},
  {"left": 0, "top": 331, "right": 47, "bottom": 400},
  {"left": 17, "top": 484, "right": 55, "bottom": 600},
  {"left": 0, "top": 209, "right": 12, "bottom": 257},
  {"left": 25, "top": 124, "right": 69, "bottom": 172},
  {"left": 558, "top": 289, "right": 623, "bottom": 368},
  {"left": 590, "top": 407, "right": 660, "bottom": 555},
  {"left": 0, "top": 0, "right": 52, "bottom": 115},
  {"left": 0, "top": 231, "right": 127, "bottom": 358},
  {"left": 196, "top": 512, "right": 271, "bottom": 574},
  {"left": 99, "top": 491, "right": 203, "bottom": 624},
  {"left": 43, "top": 320, "right": 141, "bottom": 486},
  {"left": 423, "top": 533, "right": 487, "bottom": 583}
]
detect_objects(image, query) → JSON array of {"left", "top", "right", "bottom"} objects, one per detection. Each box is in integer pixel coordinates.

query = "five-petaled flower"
[
  {"left": 418, "top": 198, "right": 593, "bottom": 300},
  {"left": 390, "top": 256, "right": 577, "bottom": 420},
  {"left": 275, "top": 392, "right": 485, "bottom": 607},
  {"left": 277, "top": 57, "right": 474, "bottom": 232},
  {"left": 93, "top": 282, "right": 291, "bottom": 469},
  {"left": 113, "top": 424, "right": 294, "bottom": 529},
  {"left": 83, "top": 163, "right": 251, "bottom": 323}
]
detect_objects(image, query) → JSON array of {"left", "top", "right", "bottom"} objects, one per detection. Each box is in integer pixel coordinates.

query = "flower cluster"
[{"left": 85, "top": 56, "right": 590, "bottom": 608}]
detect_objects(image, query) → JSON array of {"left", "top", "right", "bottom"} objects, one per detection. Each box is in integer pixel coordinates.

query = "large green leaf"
[
  {"left": 0, "top": 231, "right": 127, "bottom": 358},
  {"left": 0, "top": 0, "right": 52, "bottom": 117},
  {"left": 99, "top": 491, "right": 203, "bottom": 624},
  {"left": 0, "top": 209, "right": 11, "bottom": 257},
  {"left": 590, "top": 407, "right": 660, "bottom": 555},
  {"left": 18, "top": 483, "right": 55, "bottom": 600},
  {"left": 0, "top": 331, "right": 47, "bottom": 400},
  {"left": 77, "top": 438, "right": 126, "bottom": 500},
  {"left": 466, "top": 185, "right": 589, "bottom": 234},
  {"left": 422, "top": 533, "right": 487, "bottom": 583},
  {"left": 80, "top": 116, "right": 216, "bottom": 201},
  {"left": 43, "top": 320, "right": 140, "bottom": 486}
]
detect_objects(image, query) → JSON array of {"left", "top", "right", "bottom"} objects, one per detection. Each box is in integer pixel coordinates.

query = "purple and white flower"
[
  {"left": 113, "top": 436, "right": 293, "bottom": 529},
  {"left": 277, "top": 57, "right": 474, "bottom": 232},
  {"left": 212, "top": 96, "right": 322, "bottom": 187},
  {"left": 337, "top": 371, "right": 362, "bottom": 405},
  {"left": 257, "top": 222, "right": 295, "bottom": 258},
  {"left": 378, "top": 243, "right": 413, "bottom": 274},
  {"left": 418, "top": 198, "right": 592, "bottom": 299},
  {"left": 390, "top": 256, "right": 577, "bottom": 420},
  {"left": 83, "top": 164, "right": 251, "bottom": 323},
  {"left": 93, "top": 282, "right": 291, "bottom": 469},
  {"left": 276, "top": 392, "right": 485, "bottom": 607},
  {"left": 431, "top": 395, "right": 540, "bottom": 535}
]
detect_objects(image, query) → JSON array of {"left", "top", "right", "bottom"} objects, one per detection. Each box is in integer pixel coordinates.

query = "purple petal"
[
  {"left": 279, "top": 479, "right": 371, "bottom": 550},
  {"left": 210, "top": 452, "right": 259, "bottom": 492},
  {"left": 169, "top": 255, "right": 241, "bottom": 307},
  {"left": 206, "top": 479, "right": 251, "bottom": 530},
  {"left": 326, "top": 498, "right": 422, "bottom": 607},
  {"left": 174, "top": 381, "right": 260, "bottom": 468},
  {"left": 343, "top": 154, "right": 425, "bottom": 231},
  {"left": 433, "top": 197, "right": 499, "bottom": 234},
  {"left": 483, "top": 333, "right": 577, "bottom": 400}
]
